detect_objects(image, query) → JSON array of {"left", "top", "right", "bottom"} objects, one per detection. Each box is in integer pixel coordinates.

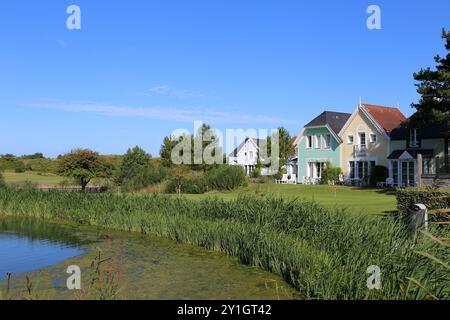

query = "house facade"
[
  {"left": 388, "top": 122, "right": 450, "bottom": 187},
  {"left": 297, "top": 111, "right": 350, "bottom": 183},
  {"left": 338, "top": 104, "right": 406, "bottom": 183},
  {"left": 229, "top": 137, "right": 272, "bottom": 176}
]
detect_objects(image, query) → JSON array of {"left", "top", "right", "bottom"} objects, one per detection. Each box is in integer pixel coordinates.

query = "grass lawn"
[
  {"left": 2, "top": 171, "right": 65, "bottom": 186},
  {"left": 179, "top": 183, "right": 398, "bottom": 216}
]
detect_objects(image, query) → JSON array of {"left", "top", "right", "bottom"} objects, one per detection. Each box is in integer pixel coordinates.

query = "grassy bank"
[{"left": 0, "top": 188, "right": 448, "bottom": 299}]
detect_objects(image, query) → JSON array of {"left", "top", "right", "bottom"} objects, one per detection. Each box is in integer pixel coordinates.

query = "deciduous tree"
[{"left": 58, "top": 149, "right": 109, "bottom": 191}]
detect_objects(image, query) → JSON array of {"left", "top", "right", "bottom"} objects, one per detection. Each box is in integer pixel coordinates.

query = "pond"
[
  {"left": 0, "top": 219, "right": 86, "bottom": 281},
  {"left": 0, "top": 217, "right": 300, "bottom": 300}
]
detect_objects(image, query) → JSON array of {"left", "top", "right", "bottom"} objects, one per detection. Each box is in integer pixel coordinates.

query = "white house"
[{"left": 228, "top": 137, "right": 274, "bottom": 176}]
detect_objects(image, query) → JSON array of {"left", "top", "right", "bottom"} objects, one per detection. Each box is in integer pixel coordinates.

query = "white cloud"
[
  {"left": 26, "top": 99, "right": 298, "bottom": 126},
  {"left": 147, "top": 85, "right": 206, "bottom": 99}
]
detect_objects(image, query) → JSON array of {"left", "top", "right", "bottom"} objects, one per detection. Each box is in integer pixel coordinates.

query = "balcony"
[{"left": 354, "top": 144, "right": 368, "bottom": 157}]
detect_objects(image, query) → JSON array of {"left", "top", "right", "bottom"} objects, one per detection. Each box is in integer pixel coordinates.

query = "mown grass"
[
  {"left": 175, "top": 183, "right": 397, "bottom": 215},
  {"left": 2, "top": 171, "right": 64, "bottom": 186},
  {"left": 0, "top": 188, "right": 447, "bottom": 300}
]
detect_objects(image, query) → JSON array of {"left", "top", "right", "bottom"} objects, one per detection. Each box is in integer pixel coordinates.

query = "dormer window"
[{"left": 370, "top": 133, "right": 377, "bottom": 143}]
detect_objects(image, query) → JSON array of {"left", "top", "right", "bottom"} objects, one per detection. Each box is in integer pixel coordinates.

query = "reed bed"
[{"left": 0, "top": 188, "right": 448, "bottom": 300}]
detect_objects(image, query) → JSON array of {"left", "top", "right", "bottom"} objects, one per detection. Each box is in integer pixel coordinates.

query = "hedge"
[{"left": 396, "top": 186, "right": 450, "bottom": 213}]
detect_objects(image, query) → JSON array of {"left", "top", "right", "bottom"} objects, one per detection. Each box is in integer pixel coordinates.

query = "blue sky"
[{"left": 0, "top": 0, "right": 449, "bottom": 157}]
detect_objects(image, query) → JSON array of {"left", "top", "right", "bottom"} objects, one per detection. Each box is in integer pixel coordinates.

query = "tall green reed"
[{"left": 0, "top": 188, "right": 447, "bottom": 299}]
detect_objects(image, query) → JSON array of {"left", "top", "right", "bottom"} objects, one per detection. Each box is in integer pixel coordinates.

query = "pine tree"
[{"left": 410, "top": 29, "right": 450, "bottom": 127}]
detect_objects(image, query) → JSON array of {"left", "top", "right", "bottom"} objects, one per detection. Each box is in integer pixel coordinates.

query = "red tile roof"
[
  {"left": 362, "top": 104, "right": 407, "bottom": 133},
  {"left": 291, "top": 136, "right": 297, "bottom": 145}
]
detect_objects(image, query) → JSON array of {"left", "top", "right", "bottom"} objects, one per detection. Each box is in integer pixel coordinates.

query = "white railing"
[{"left": 354, "top": 144, "right": 367, "bottom": 156}]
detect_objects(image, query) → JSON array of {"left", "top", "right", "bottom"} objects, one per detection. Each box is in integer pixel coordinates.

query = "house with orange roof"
[{"left": 338, "top": 103, "right": 407, "bottom": 185}]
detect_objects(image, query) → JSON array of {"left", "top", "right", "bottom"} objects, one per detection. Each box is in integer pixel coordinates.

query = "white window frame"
[
  {"left": 315, "top": 135, "right": 321, "bottom": 149},
  {"left": 358, "top": 132, "right": 366, "bottom": 146},
  {"left": 347, "top": 134, "right": 354, "bottom": 144},
  {"left": 370, "top": 133, "right": 377, "bottom": 144},
  {"left": 323, "top": 134, "right": 331, "bottom": 149},
  {"left": 306, "top": 135, "right": 312, "bottom": 149}
]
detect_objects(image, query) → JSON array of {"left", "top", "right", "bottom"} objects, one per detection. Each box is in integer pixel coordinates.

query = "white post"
[
  {"left": 398, "top": 161, "right": 402, "bottom": 187},
  {"left": 417, "top": 154, "right": 423, "bottom": 187},
  {"left": 388, "top": 160, "right": 393, "bottom": 180}
]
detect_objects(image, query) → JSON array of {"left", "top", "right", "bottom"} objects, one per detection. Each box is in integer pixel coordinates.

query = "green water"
[{"left": 0, "top": 217, "right": 300, "bottom": 300}]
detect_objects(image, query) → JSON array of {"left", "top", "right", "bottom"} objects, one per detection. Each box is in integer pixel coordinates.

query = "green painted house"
[{"left": 296, "top": 111, "right": 351, "bottom": 183}]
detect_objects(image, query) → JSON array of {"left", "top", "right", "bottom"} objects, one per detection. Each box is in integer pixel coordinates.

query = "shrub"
[
  {"left": 396, "top": 186, "right": 450, "bottom": 213},
  {"left": 254, "top": 176, "right": 272, "bottom": 184},
  {"left": 321, "top": 163, "right": 342, "bottom": 184},
  {"left": 0, "top": 172, "right": 6, "bottom": 188},
  {"left": 370, "top": 165, "right": 388, "bottom": 186},
  {"left": 20, "top": 153, "right": 45, "bottom": 160},
  {"left": 0, "top": 155, "right": 26, "bottom": 173},
  {"left": 58, "top": 179, "right": 72, "bottom": 189},
  {"left": 166, "top": 175, "right": 208, "bottom": 194},
  {"left": 116, "top": 146, "right": 167, "bottom": 192},
  {"left": 14, "top": 161, "right": 26, "bottom": 173},
  {"left": 250, "top": 167, "right": 261, "bottom": 178},
  {"left": 272, "top": 170, "right": 283, "bottom": 181},
  {"left": 21, "top": 180, "right": 38, "bottom": 190},
  {"left": 206, "top": 165, "right": 246, "bottom": 191},
  {"left": 23, "top": 158, "right": 58, "bottom": 174},
  {"left": 119, "top": 163, "right": 167, "bottom": 192}
]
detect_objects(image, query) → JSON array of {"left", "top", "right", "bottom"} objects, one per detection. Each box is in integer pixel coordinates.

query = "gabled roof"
[
  {"left": 339, "top": 103, "right": 408, "bottom": 138},
  {"left": 228, "top": 137, "right": 266, "bottom": 157},
  {"left": 362, "top": 104, "right": 407, "bottom": 133},
  {"left": 304, "top": 111, "right": 351, "bottom": 136}
]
